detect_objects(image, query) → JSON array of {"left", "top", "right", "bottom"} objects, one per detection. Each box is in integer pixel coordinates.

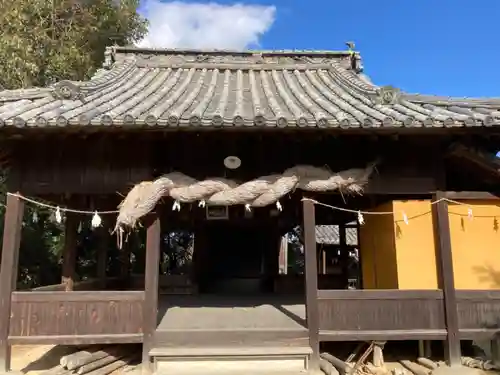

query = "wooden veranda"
[{"left": 2, "top": 193, "right": 500, "bottom": 373}]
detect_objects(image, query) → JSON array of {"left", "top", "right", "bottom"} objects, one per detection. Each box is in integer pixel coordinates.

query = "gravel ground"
[{"left": 9, "top": 345, "right": 500, "bottom": 375}]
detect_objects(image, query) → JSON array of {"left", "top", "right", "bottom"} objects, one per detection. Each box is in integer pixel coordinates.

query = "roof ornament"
[
  {"left": 185, "top": 54, "right": 210, "bottom": 63},
  {"left": 224, "top": 156, "right": 241, "bottom": 170},
  {"left": 345, "top": 41, "right": 355, "bottom": 54},
  {"left": 51, "top": 80, "right": 84, "bottom": 101},
  {"left": 371, "top": 85, "right": 401, "bottom": 105},
  {"left": 102, "top": 46, "right": 116, "bottom": 69},
  {"left": 291, "top": 55, "right": 310, "bottom": 64},
  {"left": 345, "top": 41, "right": 363, "bottom": 73},
  {"left": 195, "top": 55, "right": 210, "bottom": 62},
  {"left": 252, "top": 53, "right": 264, "bottom": 64}
]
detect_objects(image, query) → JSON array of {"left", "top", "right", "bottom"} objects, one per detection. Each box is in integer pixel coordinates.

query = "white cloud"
[{"left": 137, "top": 1, "right": 276, "bottom": 50}]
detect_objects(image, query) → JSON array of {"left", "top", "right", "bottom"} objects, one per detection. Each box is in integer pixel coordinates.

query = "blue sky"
[{"left": 138, "top": 0, "right": 500, "bottom": 98}]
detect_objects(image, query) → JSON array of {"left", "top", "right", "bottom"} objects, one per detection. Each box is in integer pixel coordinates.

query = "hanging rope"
[{"left": 114, "top": 161, "right": 378, "bottom": 233}]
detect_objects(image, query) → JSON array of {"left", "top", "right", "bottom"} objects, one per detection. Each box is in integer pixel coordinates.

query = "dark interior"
[{"left": 198, "top": 221, "right": 279, "bottom": 294}]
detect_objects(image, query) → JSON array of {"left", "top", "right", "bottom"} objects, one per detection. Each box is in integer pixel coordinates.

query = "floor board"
[
  {"left": 154, "top": 294, "right": 308, "bottom": 348},
  {"left": 157, "top": 294, "right": 306, "bottom": 331}
]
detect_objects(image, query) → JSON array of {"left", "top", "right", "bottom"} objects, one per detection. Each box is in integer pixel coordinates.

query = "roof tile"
[
  {"left": 315, "top": 225, "right": 358, "bottom": 246},
  {"left": 1, "top": 47, "right": 499, "bottom": 129}
]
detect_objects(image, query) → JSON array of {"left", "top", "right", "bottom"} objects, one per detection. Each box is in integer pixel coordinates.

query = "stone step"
[{"left": 151, "top": 345, "right": 311, "bottom": 375}]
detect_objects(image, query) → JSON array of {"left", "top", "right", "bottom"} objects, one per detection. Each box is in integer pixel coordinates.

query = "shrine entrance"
[{"left": 196, "top": 221, "right": 280, "bottom": 295}]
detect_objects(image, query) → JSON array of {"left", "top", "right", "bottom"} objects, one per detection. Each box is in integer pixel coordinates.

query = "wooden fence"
[
  {"left": 8, "top": 277, "right": 144, "bottom": 345},
  {"left": 7, "top": 284, "right": 500, "bottom": 345},
  {"left": 318, "top": 289, "right": 500, "bottom": 341},
  {"left": 9, "top": 290, "right": 144, "bottom": 345}
]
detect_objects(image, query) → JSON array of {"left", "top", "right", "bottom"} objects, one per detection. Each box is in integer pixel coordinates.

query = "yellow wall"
[
  {"left": 360, "top": 202, "right": 398, "bottom": 289},
  {"left": 392, "top": 200, "right": 438, "bottom": 289},
  {"left": 359, "top": 199, "right": 500, "bottom": 290},
  {"left": 448, "top": 200, "right": 500, "bottom": 290}
]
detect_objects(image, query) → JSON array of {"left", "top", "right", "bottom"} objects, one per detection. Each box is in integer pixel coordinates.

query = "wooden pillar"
[
  {"left": 432, "top": 191, "right": 461, "bottom": 366},
  {"left": 491, "top": 335, "right": 500, "bottom": 367},
  {"left": 0, "top": 194, "right": 24, "bottom": 373},
  {"left": 339, "top": 223, "right": 349, "bottom": 289},
  {"left": 61, "top": 213, "right": 79, "bottom": 291},
  {"left": 96, "top": 224, "right": 109, "bottom": 289},
  {"left": 280, "top": 236, "right": 288, "bottom": 275},
  {"left": 119, "top": 239, "right": 131, "bottom": 278},
  {"left": 142, "top": 214, "right": 161, "bottom": 374},
  {"left": 418, "top": 340, "right": 433, "bottom": 358},
  {"left": 302, "top": 197, "right": 320, "bottom": 371},
  {"left": 192, "top": 227, "right": 208, "bottom": 292}
]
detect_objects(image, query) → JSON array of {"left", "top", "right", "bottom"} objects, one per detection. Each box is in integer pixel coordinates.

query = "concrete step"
[{"left": 151, "top": 345, "right": 311, "bottom": 375}]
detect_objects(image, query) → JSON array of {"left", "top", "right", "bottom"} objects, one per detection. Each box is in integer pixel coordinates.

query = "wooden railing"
[
  {"left": 318, "top": 289, "right": 500, "bottom": 341},
  {"left": 31, "top": 284, "right": 67, "bottom": 291},
  {"left": 30, "top": 277, "right": 129, "bottom": 292},
  {"left": 274, "top": 275, "right": 350, "bottom": 294},
  {"left": 9, "top": 289, "right": 145, "bottom": 345},
  {"left": 456, "top": 290, "right": 500, "bottom": 339},
  {"left": 9, "top": 284, "right": 500, "bottom": 345},
  {"left": 318, "top": 290, "right": 446, "bottom": 341},
  {"left": 129, "top": 274, "right": 197, "bottom": 294}
]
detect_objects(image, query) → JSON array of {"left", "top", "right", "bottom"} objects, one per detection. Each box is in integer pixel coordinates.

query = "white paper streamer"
[
  {"left": 402, "top": 211, "right": 409, "bottom": 225},
  {"left": 357, "top": 211, "right": 364, "bottom": 225},
  {"left": 172, "top": 200, "right": 181, "bottom": 211},
  {"left": 55, "top": 207, "right": 62, "bottom": 223},
  {"left": 91, "top": 211, "right": 102, "bottom": 228}
]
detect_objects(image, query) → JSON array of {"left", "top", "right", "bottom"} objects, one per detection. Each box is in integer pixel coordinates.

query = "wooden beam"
[
  {"left": 447, "top": 143, "right": 500, "bottom": 179},
  {"left": 444, "top": 191, "right": 500, "bottom": 200},
  {"left": 61, "top": 213, "right": 79, "bottom": 291},
  {"left": 364, "top": 176, "right": 436, "bottom": 195},
  {"left": 0, "top": 194, "right": 24, "bottom": 372},
  {"left": 432, "top": 191, "right": 461, "bottom": 366},
  {"left": 302, "top": 196, "right": 320, "bottom": 371},
  {"left": 142, "top": 214, "right": 161, "bottom": 375}
]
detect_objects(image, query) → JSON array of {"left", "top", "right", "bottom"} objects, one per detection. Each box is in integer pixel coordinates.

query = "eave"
[{"left": 0, "top": 47, "right": 499, "bottom": 131}]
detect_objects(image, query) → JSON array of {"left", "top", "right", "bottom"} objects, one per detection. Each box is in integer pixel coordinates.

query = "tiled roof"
[
  {"left": 1, "top": 47, "right": 500, "bottom": 129},
  {"left": 315, "top": 225, "right": 358, "bottom": 246}
]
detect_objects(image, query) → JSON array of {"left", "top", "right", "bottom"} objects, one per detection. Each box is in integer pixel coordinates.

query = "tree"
[
  {"left": 0, "top": 0, "right": 148, "bottom": 89},
  {"left": 16, "top": 207, "right": 64, "bottom": 289}
]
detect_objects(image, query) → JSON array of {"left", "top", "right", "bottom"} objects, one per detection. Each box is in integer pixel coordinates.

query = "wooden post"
[
  {"left": 120, "top": 239, "right": 131, "bottom": 278},
  {"left": 303, "top": 197, "right": 320, "bottom": 372},
  {"left": 96, "top": 223, "right": 109, "bottom": 289},
  {"left": 491, "top": 334, "right": 500, "bottom": 367},
  {"left": 0, "top": 194, "right": 24, "bottom": 373},
  {"left": 418, "top": 340, "right": 433, "bottom": 358},
  {"left": 142, "top": 214, "right": 161, "bottom": 375},
  {"left": 339, "top": 223, "right": 349, "bottom": 289},
  {"left": 61, "top": 213, "right": 78, "bottom": 291},
  {"left": 432, "top": 191, "right": 461, "bottom": 366}
]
